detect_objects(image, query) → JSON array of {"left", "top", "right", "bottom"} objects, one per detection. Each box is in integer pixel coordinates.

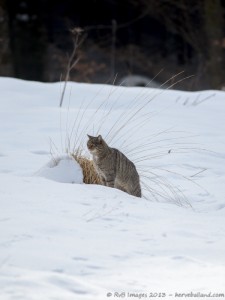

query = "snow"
[
  {"left": 119, "top": 75, "right": 164, "bottom": 88},
  {"left": 0, "top": 77, "right": 225, "bottom": 299},
  {"left": 36, "top": 155, "right": 83, "bottom": 184}
]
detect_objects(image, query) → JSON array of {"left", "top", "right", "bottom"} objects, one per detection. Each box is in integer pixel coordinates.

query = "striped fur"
[{"left": 87, "top": 134, "right": 141, "bottom": 198}]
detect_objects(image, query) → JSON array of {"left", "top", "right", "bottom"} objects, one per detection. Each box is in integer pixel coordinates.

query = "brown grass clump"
[{"left": 72, "top": 153, "right": 101, "bottom": 185}]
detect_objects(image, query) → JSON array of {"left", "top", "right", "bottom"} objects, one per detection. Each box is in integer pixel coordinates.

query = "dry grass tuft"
[{"left": 72, "top": 153, "right": 101, "bottom": 185}]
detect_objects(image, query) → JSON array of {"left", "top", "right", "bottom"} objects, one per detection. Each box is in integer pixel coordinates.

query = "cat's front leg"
[
  {"left": 100, "top": 176, "right": 106, "bottom": 186},
  {"left": 105, "top": 176, "right": 115, "bottom": 188}
]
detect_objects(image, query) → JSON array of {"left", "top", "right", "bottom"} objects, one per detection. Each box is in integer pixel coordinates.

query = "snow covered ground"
[{"left": 0, "top": 77, "right": 225, "bottom": 299}]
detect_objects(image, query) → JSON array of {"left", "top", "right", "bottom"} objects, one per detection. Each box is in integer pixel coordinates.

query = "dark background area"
[{"left": 0, "top": 0, "right": 225, "bottom": 90}]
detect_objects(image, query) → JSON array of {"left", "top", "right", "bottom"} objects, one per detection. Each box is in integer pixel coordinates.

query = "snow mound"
[
  {"left": 119, "top": 74, "right": 164, "bottom": 88},
  {"left": 37, "top": 155, "right": 83, "bottom": 184}
]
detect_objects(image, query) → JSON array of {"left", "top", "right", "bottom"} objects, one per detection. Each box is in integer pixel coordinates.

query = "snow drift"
[{"left": 0, "top": 77, "right": 225, "bottom": 299}]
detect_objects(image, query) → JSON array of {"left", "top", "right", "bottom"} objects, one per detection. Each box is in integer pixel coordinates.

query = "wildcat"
[{"left": 87, "top": 134, "right": 141, "bottom": 197}]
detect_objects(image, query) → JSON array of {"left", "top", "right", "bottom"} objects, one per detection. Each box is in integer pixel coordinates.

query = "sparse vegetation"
[
  {"left": 71, "top": 151, "right": 101, "bottom": 185},
  {"left": 55, "top": 62, "right": 199, "bottom": 207}
]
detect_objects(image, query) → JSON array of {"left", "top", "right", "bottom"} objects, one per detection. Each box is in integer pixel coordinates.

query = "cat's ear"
[
  {"left": 97, "top": 135, "right": 103, "bottom": 142},
  {"left": 87, "top": 134, "right": 92, "bottom": 139}
]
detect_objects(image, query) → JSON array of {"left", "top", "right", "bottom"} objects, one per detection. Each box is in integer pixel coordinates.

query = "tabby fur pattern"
[{"left": 87, "top": 134, "right": 141, "bottom": 198}]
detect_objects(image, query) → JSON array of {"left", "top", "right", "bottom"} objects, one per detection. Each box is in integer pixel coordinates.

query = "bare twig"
[{"left": 59, "top": 27, "right": 84, "bottom": 107}]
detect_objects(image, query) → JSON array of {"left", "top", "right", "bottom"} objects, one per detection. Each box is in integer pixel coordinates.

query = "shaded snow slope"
[{"left": 0, "top": 78, "right": 225, "bottom": 299}]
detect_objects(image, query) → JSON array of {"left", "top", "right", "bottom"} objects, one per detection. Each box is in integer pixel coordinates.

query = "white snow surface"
[
  {"left": 36, "top": 155, "right": 83, "bottom": 184},
  {"left": 0, "top": 77, "right": 225, "bottom": 299}
]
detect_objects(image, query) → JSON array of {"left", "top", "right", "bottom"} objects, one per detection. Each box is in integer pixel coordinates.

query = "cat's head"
[{"left": 87, "top": 134, "right": 107, "bottom": 154}]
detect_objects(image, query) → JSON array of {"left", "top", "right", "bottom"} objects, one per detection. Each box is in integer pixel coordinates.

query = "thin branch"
[{"left": 59, "top": 27, "right": 84, "bottom": 108}]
